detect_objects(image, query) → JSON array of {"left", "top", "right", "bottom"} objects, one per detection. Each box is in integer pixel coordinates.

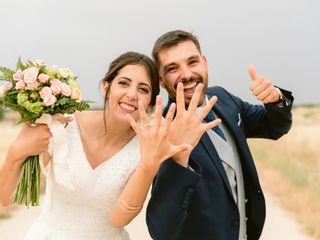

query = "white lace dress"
[{"left": 25, "top": 119, "right": 140, "bottom": 240}]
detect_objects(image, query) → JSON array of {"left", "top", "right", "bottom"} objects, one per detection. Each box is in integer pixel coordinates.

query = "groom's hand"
[
  {"left": 249, "top": 64, "right": 282, "bottom": 104},
  {"left": 168, "top": 83, "right": 221, "bottom": 167}
]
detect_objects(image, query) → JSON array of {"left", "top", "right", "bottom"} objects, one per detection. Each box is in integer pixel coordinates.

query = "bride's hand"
[
  {"left": 53, "top": 114, "right": 73, "bottom": 124},
  {"left": 9, "top": 122, "right": 52, "bottom": 166},
  {"left": 126, "top": 95, "right": 192, "bottom": 174}
]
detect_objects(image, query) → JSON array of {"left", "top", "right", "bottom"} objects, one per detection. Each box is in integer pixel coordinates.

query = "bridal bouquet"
[{"left": 0, "top": 58, "right": 90, "bottom": 207}]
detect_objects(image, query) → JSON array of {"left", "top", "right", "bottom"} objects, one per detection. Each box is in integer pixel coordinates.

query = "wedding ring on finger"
[
  {"left": 138, "top": 121, "right": 152, "bottom": 129},
  {"left": 142, "top": 123, "right": 152, "bottom": 129}
]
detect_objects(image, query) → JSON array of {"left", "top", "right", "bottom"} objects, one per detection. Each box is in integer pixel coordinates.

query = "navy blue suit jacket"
[{"left": 146, "top": 86, "right": 293, "bottom": 240}]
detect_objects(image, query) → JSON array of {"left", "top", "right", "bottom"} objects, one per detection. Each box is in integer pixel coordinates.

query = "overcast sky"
[{"left": 1, "top": 0, "right": 319, "bottom": 107}]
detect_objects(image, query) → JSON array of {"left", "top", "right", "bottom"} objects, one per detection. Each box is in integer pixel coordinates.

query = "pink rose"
[
  {"left": 13, "top": 70, "right": 23, "bottom": 81},
  {"left": 39, "top": 86, "right": 53, "bottom": 99},
  {"left": 71, "top": 88, "right": 82, "bottom": 102},
  {"left": 3, "top": 81, "right": 13, "bottom": 91},
  {"left": 23, "top": 67, "right": 39, "bottom": 84},
  {"left": 26, "top": 81, "right": 40, "bottom": 90},
  {"left": 60, "top": 82, "right": 71, "bottom": 96},
  {"left": 42, "top": 94, "right": 57, "bottom": 106},
  {"left": 50, "top": 79, "right": 62, "bottom": 95},
  {"left": 38, "top": 73, "right": 50, "bottom": 83},
  {"left": 15, "top": 80, "right": 26, "bottom": 90}
]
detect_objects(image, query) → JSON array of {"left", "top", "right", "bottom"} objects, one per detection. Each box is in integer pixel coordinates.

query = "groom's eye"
[
  {"left": 189, "top": 60, "right": 198, "bottom": 65},
  {"left": 188, "top": 57, "right": 199, "bottom": 66},
  {"left": 167, "top": 67, "right": 177, "bottom": 73}
]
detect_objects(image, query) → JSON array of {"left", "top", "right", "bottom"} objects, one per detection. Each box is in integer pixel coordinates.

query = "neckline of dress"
[{"left": 72, "top": 115, "right": 137, "bottom": 171}]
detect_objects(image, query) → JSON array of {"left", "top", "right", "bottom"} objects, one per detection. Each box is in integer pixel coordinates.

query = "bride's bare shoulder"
[{"left": 75, "top": 110, "right": 103, "bottom": 125}]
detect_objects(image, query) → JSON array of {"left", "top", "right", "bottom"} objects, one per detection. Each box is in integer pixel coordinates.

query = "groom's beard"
[{"left": 163, "top": 74, "right": 208, "bottom": 108}]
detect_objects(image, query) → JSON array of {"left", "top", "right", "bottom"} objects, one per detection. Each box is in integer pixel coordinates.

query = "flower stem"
[{"left": 12, "top": 155, "right": 40, "bottom": 207}]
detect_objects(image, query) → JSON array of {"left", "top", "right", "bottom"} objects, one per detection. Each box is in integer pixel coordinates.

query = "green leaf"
[
  {"left": 47, "top": 99, "right": 91, "bottom": 115},
  {"left": 26, "top": 60, "right": 35, "bottom": 68},
  {"left": 16, "top": 56, "right": 25, "bottom": 70},
  {"left": 0, "top": 75, "right": 10, "bottom": 81},
  {"left": 0, "top": 67, "right": 14, "bottom": 81},
  {"left": 20, "top": 111, "right": 41, "bottom": 123},
  {"left": 2, "top": 99, "right": 23, "bottom": 113},
  {"left": 55, "top": 97, "right": 69, "bottom": 106},
  {"left": 39, "top": 65, "right": 46, "bottom": 74}
]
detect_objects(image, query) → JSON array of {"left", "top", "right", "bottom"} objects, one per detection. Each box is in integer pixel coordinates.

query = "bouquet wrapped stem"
[
  {"left": 12, "top": 155, "right": 40, "bottom": 206},
  {"left": 0, "top": 57, "right": 91, "bottom": 207}
]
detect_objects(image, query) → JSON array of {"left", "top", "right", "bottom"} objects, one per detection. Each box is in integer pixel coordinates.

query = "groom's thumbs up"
[
  {"left": 248, "top": 64, "right": 258, "bottom": 81},
  {"left": 248, "top": 64, "right": 281, "bottom": 104}
]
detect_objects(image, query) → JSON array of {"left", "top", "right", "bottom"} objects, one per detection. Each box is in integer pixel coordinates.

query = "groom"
[{"left": 146, "top": 30, "right": 294, "bottom": 240}]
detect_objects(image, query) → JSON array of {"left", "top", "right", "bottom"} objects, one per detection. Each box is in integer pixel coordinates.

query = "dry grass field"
[
  {"left": 0, "top": 106, "right": 319, "bottom": 239},
  {"left": 249, "top": 105, "right": 320, "bottom": 239}
]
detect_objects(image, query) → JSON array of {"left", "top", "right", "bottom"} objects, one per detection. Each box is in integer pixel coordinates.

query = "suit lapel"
[
  {"left": 213, "top": 102, "right": 253, "bottom": 169},
  {"left": 199, "top": 133, "right": 234, "bottom": 198},
  {"left": 200, "top": 98, "right": 248, "bottom": 200},
  {"left": 213, "top": 103, "right": 242, "bottom": 138}
]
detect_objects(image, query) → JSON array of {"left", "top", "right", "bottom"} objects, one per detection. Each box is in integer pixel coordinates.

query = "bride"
[{"left": 0, "top": 51, "right": 217, "bottom": 239}]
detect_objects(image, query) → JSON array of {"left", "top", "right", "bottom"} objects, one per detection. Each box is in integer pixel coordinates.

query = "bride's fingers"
[
  {"left": 22, "top": 121, "right": 32, "bottom": 128},
  {"left": 125, "top": 113, "right": 141, "bottom": 134},
  {"left": 197, "top": 96, "right": 218, "bottom": 121},
  {"left": 138, "top": 100, "right": 148, "bottom": 125},
  {"left": 164, "top": 103, "right": 176, "bottom": 132},
  {"left": 153, "top": 95, "right": 163, "bottom": 129},
  {"left": 57, "top": 116, "right": 73, "bottom": 124},
  {"left": 53, "top": 114, "right": 73, "bottom": 123}
]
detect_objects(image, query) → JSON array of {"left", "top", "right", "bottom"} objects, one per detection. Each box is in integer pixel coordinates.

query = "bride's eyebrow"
[{"left": 117, "top": 77, "right": 131, "bottom": 81}]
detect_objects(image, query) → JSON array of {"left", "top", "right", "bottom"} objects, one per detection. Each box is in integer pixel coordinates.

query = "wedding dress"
[{"left": 25, "top": 118, "right": 140, "bottom": 240}]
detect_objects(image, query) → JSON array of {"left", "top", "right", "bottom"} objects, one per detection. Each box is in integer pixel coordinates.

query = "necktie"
[{"left": 204, "top": 110, "right": 226, "bottom": 141}]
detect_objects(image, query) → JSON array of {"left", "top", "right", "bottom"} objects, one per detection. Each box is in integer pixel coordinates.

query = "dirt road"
[{"left": 0, "top": 192, "right": 313, "bottom": 240}]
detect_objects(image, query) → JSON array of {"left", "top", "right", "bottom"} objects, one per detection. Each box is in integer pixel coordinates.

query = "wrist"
[
  {"left": 172, "top": 151, "right": 191, "bottom": 168},
  {"left": 137, "top": 161, "right": 159, "bottom": 179},
  {"left": 274, "top": 87, "right": 284, "bottom": 103},
  {"left": 7, "top": 145, "right": 26, "bottom": 168}
]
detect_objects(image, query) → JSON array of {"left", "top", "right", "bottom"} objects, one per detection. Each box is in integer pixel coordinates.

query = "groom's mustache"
[{"left": 174, "top": 76, "right": 202, "bottom": 89}]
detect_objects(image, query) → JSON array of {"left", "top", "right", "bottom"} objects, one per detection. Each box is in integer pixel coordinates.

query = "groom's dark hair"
[{"left": 152, "top": 30, "right": 202, "bottom": 69}]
